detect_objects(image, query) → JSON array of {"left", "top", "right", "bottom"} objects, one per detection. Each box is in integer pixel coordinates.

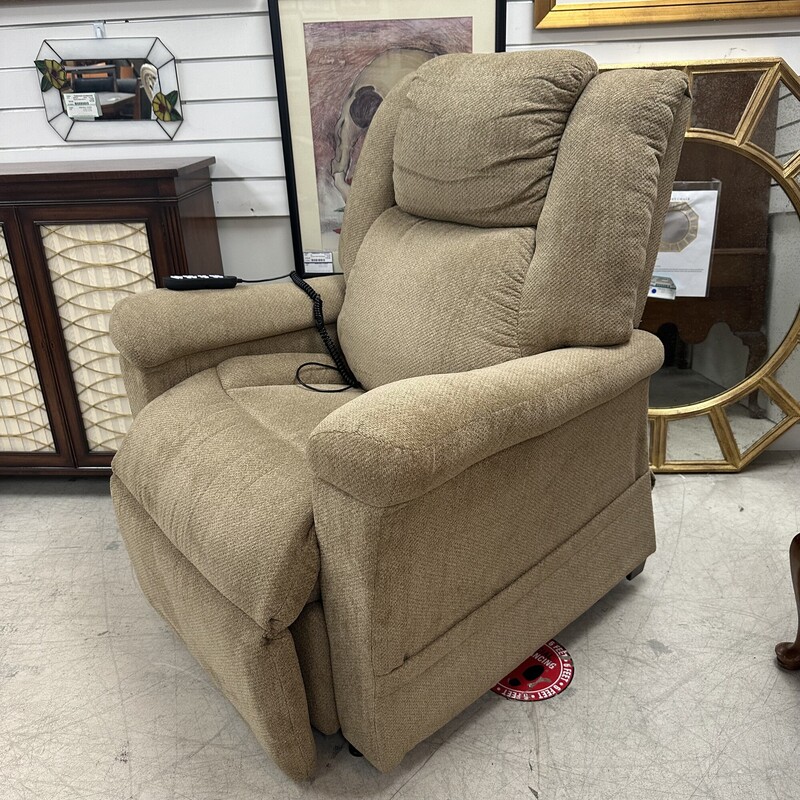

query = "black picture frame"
[{"left": 268, "top": 0, "right": 507, "bottom": 276}]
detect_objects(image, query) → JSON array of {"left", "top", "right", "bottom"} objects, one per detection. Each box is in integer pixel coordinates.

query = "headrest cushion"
[{"left": 392, "top": 50, "right": 598, "bottom": 228}]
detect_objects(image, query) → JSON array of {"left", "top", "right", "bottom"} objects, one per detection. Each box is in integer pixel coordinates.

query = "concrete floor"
[{"left": 1, "top": 454, "right": 799, "bottom": 800}]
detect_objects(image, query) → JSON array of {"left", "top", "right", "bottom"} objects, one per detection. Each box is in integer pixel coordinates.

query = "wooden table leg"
[{"left": 776, "top": 532, "right": 800, "bottom": 670}]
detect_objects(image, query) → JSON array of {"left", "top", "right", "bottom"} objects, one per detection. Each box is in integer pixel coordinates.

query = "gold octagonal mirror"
[{"left": 616, "top": 59, "right": 800, "bottom": 472}]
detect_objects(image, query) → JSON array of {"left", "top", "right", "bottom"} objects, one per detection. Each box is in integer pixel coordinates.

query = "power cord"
[
  {"left": 289, "top": 272, "right": 362, "bottom": 393},
  {"left": 238, "top": 274, "right": 294, "bottom": 282},
  {"left": 163, "top": 270, "right": 360, "bottom": 392}
]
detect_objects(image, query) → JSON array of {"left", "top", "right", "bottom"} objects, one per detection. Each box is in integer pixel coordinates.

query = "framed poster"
[
  {"left": 268, "top": 0, "right": 506, "bottom": 274},
  {"left": 535, "top": 0, "right": 800, "bottom": 29}
]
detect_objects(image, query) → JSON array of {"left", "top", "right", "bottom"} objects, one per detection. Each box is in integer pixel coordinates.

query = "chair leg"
[
  {"left": 776, "top": 533, "right": 800, "bottom": 671},
  {"left": 626, "top": 560, "right": 646, "bottom": 581}
]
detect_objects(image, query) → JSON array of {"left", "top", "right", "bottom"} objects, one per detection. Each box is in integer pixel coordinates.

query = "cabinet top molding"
[
  {"left": 0, "top": 157, "right": 215, "bottom": 181},
  {"left": 0, "top": 157, "right": 217, "bottom": 206}
]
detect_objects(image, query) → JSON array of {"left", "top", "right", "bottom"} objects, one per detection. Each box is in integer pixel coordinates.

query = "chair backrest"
[
  {"left": 337, "top": 50, "right": 691, "bottom": 390},
  {"left": 73, "top": 76, "right": 115, "bottom": 92}
]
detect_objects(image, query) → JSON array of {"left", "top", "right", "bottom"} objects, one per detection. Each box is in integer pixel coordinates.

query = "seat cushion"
[{"left": 112, "top": 353, "right": 361, "bottom": 634}]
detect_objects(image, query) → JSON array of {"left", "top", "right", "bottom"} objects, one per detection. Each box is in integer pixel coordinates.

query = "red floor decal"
[{"left": 491, "top": 639, "right": 574, "bottom": 702}]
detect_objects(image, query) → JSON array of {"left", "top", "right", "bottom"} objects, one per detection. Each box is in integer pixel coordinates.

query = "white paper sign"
[
  {"left": 63, "top": 92, "right": 102, "bottom": 120},
  {"left": 654, "top": 187, "right": 721, "bottom": 298}
]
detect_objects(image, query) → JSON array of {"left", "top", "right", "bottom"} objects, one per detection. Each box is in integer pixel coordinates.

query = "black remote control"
[{"left": 163, "top": 274, "right": 239, "bottom": 291}]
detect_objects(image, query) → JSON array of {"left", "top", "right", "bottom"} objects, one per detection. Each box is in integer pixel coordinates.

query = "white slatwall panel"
[
  {"left": 217, "top": 217, "right": 294, "bottom": 275},
  {"left": 0, "top": 0, "right": 287, "bottom": 280},
  {"left": 0, "top": 140, "right": 285, "bottom": 178},
  {"left": 0, "top": 100, "right": 280, "bottom": 145},
  {"left": 0, "top": 0, "right": 266, "bottom": 25},
  {"left": 212, "top": 179, "right": 288, "bottom": 217},
  {"left": 507, "top": 0, "right": 800, "bottom": 450},
  {"left": 179, "top": 59, "right": 277, "bottom": 101},
  {"left": 0, "top": 58, "right": 277, "bottom": 109},
  {"left": 0, "top": 15, "right": 273, "bottom": 67},
  {"left": 0, "top": 67, "right": 37, "bottom": 108}
]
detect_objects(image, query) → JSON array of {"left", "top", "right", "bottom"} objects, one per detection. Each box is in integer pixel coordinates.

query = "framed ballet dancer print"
[{"left": 268, "top": 0, "right": 506, "bottom": 275}]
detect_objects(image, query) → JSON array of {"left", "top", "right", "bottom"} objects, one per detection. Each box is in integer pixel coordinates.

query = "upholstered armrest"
[
  {"left": 110, "top": 275, "right": 345, "bottom": 369},
  {"left": 308, "top": 330, "right": 663, "bottom": 507},
  {"left": 110, "top": 275, "right": 344, "bottom": 415}
]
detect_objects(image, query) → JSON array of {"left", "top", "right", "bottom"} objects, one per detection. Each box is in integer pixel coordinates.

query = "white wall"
[
  {"left": 0, "top": 0, "right": 293, "bottom": 280},
  {"left": 507, "top": 2, "right": 800, "bottom": 61}
]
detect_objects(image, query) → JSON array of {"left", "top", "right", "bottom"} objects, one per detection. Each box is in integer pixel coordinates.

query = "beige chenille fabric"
[
  {"left": 291, "top": 601, "right": 339, "bottom": 736},
  {"left": 112, "top": 276, "right": 346, "bottom": 416},
  {"left": 519, "top": 69, "right": 691, "bottom": 355},
  {"left": 113, "top": 357, "right": 360, "bottom": 634},
  {"left": 339, "top": 54, "right": 689, "bottom": 390},
  {"left": 339, "top": 72, "right": 415, "bottom": 279},
  {"left": 110, "top": 50, "right": 690, "bottom": 781},
  {"left": 637, "top": 87, "right": 693, "bottom": 325},
  {"left": 311, "top": 331, "right": 661, "bottom": 506},
  {"left": 393, "top": 51, "right": 597, "bottom": 227},
  {"left": 338, "top": 207, "right": 535, "bottom": 389},
  {"left": 110, "top": 275, "right": 345, "bottom": 370},
  {"left": 360, "top": 478, "right": 651, "bottom": 771},
  {"left": 112, "top": 478, "right": 317, "bottom": 780},
  {"left": 314, "top": 387, "right": 654, "bottom": 770}
]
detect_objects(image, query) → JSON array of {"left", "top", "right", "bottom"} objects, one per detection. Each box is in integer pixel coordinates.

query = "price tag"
[
  {"left": 63, "top": 92, "right": 102, "bottom": 120},
  {"left": 303, "top": 250, "right": 334, "bottom": 275},
  {"left": 649, "top": 275, "right": 677, "bottom": 301}
]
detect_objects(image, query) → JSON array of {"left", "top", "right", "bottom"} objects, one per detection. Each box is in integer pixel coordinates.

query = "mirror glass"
[
  {"left": 646, "top": 143, "right": 800, "bottom": 410},
  {"left": 664, "top": 415, "right": 724, "bottom": 462},
  {"left": 641, "top": 60, "right": 800, "bottom": 471},
  {"left": 726, "top": 390, "right": 786, "bottom": 454},
  {"left": 753, "top": 80, "right": 800, "bottom": 165},
  {"left": 775, "top": 347, "right": 800, "bottom": 397},
  {"left": 35, "top": 38, "right": 182, "bottom": 141},
  {"left": 690, "top": 70, "right": 762, "bottom": 134}
]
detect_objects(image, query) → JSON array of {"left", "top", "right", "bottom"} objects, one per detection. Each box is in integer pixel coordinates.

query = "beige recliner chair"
[{"left": 109, "top": 51, "right": 690, "bottom": 780}]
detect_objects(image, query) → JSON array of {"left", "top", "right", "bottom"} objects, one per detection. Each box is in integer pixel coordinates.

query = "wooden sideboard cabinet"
[{"left": 0, "top": 157, "right": 222, "bottom": 475}]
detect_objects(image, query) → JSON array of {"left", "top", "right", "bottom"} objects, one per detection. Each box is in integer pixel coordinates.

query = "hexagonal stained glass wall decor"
[{"left": 34, "top": 37, "right": 182, "bottom": 142}]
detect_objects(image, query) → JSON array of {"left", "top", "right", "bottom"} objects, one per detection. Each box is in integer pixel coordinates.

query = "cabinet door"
[
  {"left": 17, "top": 204, "right": 163, "bottom": 468},
  {"left": 0, "top": 210, "right": 74, "bottom": 469}
]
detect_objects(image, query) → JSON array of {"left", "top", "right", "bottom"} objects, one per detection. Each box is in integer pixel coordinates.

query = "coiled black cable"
[{"left": 289, "top": 272, "right": 362, "bottom": 392}]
